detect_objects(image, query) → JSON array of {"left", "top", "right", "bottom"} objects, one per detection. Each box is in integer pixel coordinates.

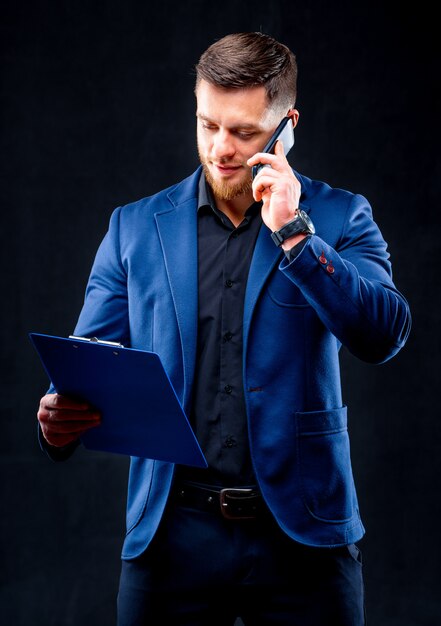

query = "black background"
[{"left": 1, "top": 1, "right": 440, "bottom": 624}]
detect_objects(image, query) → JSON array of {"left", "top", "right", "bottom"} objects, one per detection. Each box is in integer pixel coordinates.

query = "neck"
[{"left": 214, "top": 191, "right": 255, "bottom": 228}]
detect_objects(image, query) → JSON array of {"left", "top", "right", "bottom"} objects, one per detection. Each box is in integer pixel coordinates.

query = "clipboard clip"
[{"left": 69, "top": 335, "right": 125, "bottom": 348}]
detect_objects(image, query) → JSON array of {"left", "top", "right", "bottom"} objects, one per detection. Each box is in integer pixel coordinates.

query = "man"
[{"left": 37, "top": 32, "right": 411, "bottom": 625}]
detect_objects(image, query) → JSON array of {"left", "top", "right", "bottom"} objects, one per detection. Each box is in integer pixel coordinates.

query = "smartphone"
[{"left": 252, "top": 117, "right": 295, "bottom": 179}]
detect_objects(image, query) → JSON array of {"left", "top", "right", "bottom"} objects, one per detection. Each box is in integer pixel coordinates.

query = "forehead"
[{"left": 196, "top": 80, "right": 273, "bottom": 128}]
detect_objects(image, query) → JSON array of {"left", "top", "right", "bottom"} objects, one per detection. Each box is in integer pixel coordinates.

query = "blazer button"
[
  {"left": 326, "top": 261, "right": 335, "bottom": 274},
  {"left": 319, "top": 252, "right": 327, "bottom": 264}
]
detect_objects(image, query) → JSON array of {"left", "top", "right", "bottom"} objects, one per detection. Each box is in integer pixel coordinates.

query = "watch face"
[{"left": 300, "top": 210, "right": 315, "bottom": 234}]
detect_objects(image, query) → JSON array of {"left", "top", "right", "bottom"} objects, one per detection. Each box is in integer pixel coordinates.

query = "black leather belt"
[{"left": 172, "top": 481, "right": 265, "bottom": 520}]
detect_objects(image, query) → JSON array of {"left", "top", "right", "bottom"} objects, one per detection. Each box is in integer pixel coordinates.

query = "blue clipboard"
[{"left": 29, "top": 333, "right": 207, "bottom": 468}]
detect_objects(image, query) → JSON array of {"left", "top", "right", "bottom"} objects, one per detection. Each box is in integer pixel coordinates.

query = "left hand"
[{"left": 247, "top": 139, "right": 302, "bottom": 233}]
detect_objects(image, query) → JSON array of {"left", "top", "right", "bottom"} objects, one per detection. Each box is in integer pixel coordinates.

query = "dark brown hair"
[{"left": 195, "top": 32, "right": 297, "bottom": 111}]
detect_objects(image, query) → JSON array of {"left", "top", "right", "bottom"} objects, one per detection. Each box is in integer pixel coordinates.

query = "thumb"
[{"left": 275, "top": 139, "right": 284, "bottom": 155}]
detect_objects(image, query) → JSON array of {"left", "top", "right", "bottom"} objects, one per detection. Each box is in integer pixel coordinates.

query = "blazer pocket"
[
  {"left": 296, "top": 406, "right": 355, "bottom": 523},
  {"left": 267, "top": 269, "right": 310, "bottom": 308}
]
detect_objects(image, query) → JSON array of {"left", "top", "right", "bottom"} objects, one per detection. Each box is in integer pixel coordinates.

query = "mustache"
[
  {"left": 214, "top": 158, "right": 246, "bottom": 166},
  {"left": 197, "top": 145, "right": 247, "bottom": 168}
]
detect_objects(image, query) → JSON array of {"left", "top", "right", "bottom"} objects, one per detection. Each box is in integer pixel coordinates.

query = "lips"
[{"left": 214, "top": 163, "right": 242, "bottom": 176}]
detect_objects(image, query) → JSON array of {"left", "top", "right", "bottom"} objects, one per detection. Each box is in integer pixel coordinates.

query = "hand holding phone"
[
  {"left": 251, "top": 117, "right": 295, "bottom": 179},
  {"left": 247, "top": 116, "right": 301, "bottom": 236}
]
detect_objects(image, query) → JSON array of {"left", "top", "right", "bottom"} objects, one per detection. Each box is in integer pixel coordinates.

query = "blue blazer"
[{"left": 54, "top": 167, "right": 411, "bottom": 557}]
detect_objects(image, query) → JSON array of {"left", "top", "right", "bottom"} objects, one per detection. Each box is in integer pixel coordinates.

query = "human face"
[{"left": 196, "top": 80, "right": 283, "bottom": 203}]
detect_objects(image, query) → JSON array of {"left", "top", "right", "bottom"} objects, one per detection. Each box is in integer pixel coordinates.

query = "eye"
[
  {"left": 201, "top": 122, "right": 217, "bottom": 131},
  {"left": 236, "top": 131, "right": 255, "bottom": 139}
]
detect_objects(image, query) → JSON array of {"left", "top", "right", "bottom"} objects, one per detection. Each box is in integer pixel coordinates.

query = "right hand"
[{"left": 37, "top": 393, "right": 101, "bottom": 448}]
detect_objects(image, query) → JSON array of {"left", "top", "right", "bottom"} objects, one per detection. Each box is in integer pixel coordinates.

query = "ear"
[{"left": 287, "top": 108, "right": 300, "bottom": 129}]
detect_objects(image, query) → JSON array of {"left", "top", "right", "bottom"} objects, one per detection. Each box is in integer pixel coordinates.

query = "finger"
[
  {"left": 42, "top": 418, "right": 101, "bottom": 435},
  {"left": 252, "top": 171, "right": 280, "bottom": 200},
  {"left": 247, "top": 141, "right": 288, "bottom": 169},
  {"left": 274, "top": 138, "right": 284, "bottom": 155},
  {"left": 253, "top": 167, "right": 280, "bottom": 185},
  {"left": 41, "top": 393, "right": 93, "bottom": 412},
  {"left": 253, "top": 184, "right": 273, "bottom": 204},
  {"left": 41, "top": 431, "right": 79, "bottom": 448},
  {"left": 247, "top": 151, "right": 279, "bottom": 168},
  {"left": 39, "top": 413, "right": 101, "bottom": 446},
  {"left": 39, "top": 407, "right": 101, "bottom": 424}
]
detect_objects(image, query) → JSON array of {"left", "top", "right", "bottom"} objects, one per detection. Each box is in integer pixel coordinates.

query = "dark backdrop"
[{"left": 1, "top": 1, "right": 440, "bottom": 624}]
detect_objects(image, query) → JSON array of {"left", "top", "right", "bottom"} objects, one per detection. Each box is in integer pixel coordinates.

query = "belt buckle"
[{"left": 219, "top": 487, "right": 259, "bottom": 520}]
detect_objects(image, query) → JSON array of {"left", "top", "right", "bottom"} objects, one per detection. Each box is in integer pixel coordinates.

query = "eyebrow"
[{"left": 196, "top": 113, "right": 260, "bottom": 131}]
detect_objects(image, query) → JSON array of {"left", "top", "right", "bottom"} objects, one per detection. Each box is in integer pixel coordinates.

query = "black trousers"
[{"left": 117, "top": 499, "right": 365, "bottom": 625}]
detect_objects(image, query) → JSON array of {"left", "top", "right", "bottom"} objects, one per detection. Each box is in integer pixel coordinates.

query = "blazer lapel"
[
  {"left": 154, "top": 175, "right": 199, "bottom": 405},
  {"left": 243, "top": 224, "right": 282, "bottom": 353}
]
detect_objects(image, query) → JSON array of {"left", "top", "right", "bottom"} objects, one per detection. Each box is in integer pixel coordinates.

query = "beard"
[{"left": 199, "top": 151, "right": 253, "bottom": 202}]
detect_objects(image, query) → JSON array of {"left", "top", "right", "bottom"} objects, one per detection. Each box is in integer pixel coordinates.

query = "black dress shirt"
[{"left": 177, "top": 176, "right": 262, "bottom": 487}]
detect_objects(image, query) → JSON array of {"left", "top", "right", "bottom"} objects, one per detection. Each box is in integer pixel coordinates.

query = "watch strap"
[{"left": 271, "top": 210, "right": 314, "bottom": 247}]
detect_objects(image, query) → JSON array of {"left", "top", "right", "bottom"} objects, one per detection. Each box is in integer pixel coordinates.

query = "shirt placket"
[{"left": 218, "top": 226, "right": 244, "bottom": 472}]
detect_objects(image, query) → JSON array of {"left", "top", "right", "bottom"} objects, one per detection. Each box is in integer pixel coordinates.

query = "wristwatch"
[{"left": 270, "top": 209, "right": 315, "bottom": 247}]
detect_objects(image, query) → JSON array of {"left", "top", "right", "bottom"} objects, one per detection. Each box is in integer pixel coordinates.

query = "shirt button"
[
  {"left": 223, "top": 436, "right": 237, "bottom": 448},
  {"left": 224, "top": 385, "right": 233, "bottom": 394},
  {"left": 223, "top": 332, "right": 233, "bottom": 342},
  {"left": 225, "top": 279, "right": 233, "bottom": 288}
]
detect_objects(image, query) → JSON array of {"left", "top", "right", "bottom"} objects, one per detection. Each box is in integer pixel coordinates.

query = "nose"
[{"left": 212, "top": 129, "right": 236, "bottom": 161}]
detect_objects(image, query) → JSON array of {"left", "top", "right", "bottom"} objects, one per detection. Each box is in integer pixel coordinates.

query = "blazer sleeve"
[
  {"left": 279, "top": 193, "right": 411, "bottom": 364},
  {"left": 73, "top": 206, "right": 130, "bottom": 345},
  {"left": 39, "top": 206, "right": 129, "bottom": 461}
]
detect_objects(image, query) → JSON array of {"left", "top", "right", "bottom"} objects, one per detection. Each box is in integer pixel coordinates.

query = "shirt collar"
[{"left": 197, "top": 173, "right": 215, "bottom": 211}]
